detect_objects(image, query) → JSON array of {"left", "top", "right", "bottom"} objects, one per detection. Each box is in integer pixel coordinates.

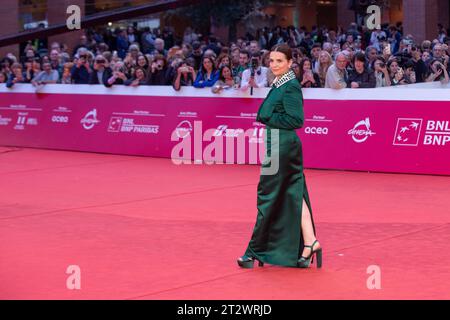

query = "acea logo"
[
  {"left": 348, "top": 118, "right": 376, "bottom": 143},
  {"left": 80, "top": 109, "right": 100, "bottom": 130}
]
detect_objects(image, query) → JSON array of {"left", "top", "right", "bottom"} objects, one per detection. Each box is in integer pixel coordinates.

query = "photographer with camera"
[
  {"left": 173, "top": 60, "right": 196, "bottom": 91},
  {"left": 240, "top": 52, "right": 268, "bottom": 93},
  {"left": 425, "top": 59, "right": 449, "bottom": 84},
  {"left": 372, "top": 56, "right": 391, "bottom": 87},
  {"left": 106, "top": 61, "right": 128, "bottom": 86},
  {"left": 88, "top": 55, "right": 112, "bottom": 86},
  {"left": 388, "top": 58, "right": 407, "bottom": 86},
  {"left": 147, "top": 54, "right": 170, "bottom": 85},
  {"left": 71, "top": 49, "right": 92, "bottom": 84}
]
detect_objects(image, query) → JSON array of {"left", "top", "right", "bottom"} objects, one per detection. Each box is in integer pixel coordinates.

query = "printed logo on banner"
[
  {"left": 393, "top": 118, "right": 423, "bottom": 146},
  {"left": 108, "top": 117, "right": 123, "bottom": 132},
  {"left": 304, "top": 115, "right": 332, "bottom": 135},
  {"left": 213, "top": 124, "right": 264, "bottom": 143},
  {"left": 0, "top": 114, "right": 13, "bottom": 126},
  {"left": 81, "top": 109, "right": 100, "bottom": 130},
  {"left": 176, "top": 120, "right": 193, "bottom": 138},
  {"left": 348, "top": 118, "right": 376, "bottom": 143},
  {"left": 213, "top": 125, "right": 244, "bottom": 138},
  {"left": 107, "top": 116, "right": 159, "bottom": 134},
  {"left": 424, "top": 120, "right": 450, "bottom": 146},
  {"left": 14, "top": 112, "right": 38, "bottom": 130}
]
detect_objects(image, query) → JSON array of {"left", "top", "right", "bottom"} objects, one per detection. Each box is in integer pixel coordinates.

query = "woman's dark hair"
[
  {"left": 428, "top": 59, "right": 444, "bottom": 79},
  {"left": 136, "top": 54, "right": 149, "bottom": 68},
  {"left": 353, "top": 52, "right": 366, "bottom": 64},
  {"left": 200, "top": 56, "right": 216, "bottom": 75},
  {"left": 271, "top": 43, "right": 292, "bottom": 60},
  {"left": 387, "top": 58, "right": 400, "bottom": 70},
  {"left": 134, "top": 67, "right": 147, "bottom": 79},
  {"left": 218, "top": 65, "right": 232, "bottom": 82},
  {"left": 298, "top": 57, "right": 312, "bottom": 80},
  {"left": 371, "top": 56, "right": 386, "bottom": 70}
]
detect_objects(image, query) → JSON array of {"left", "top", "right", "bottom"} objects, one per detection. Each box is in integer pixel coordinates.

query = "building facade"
[{"left": 1, "top": 0, "right": 449, "bottom": 57}]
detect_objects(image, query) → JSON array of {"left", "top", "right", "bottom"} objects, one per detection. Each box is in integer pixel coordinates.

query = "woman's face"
[
  {"left": 269, "top": 51, "right": 292, "bottom": 77},
  {"left": 14, "top": 68, "right": 23, "bottom": 77},
  {"left": 355, "top": 60, "right": 365, "bottom": 72},
  {"left": 389, "top": 61, "right": 399, "bottom": 73},
  {"left": 221, "top": 57, "right": 230, "bottom": 66},
  {"left": 319, "top": 53, "right": 329, "bottom": 63},
  {"left": 422, "top": 52, "right": 431, "bottom": 62},
  {"left": 291, "top": 63, "right": 300, "bottom": 76},
  {"left": 431, "top": 61, "right": 441, "bottom": 73},
  {"left": 203, "top": 58, "right": 213, "bottom": 71},
  {"left": 137, "top": 55, "right": 147, "bottom": 67},
  {"left": 302, "top": 60, "right": 311, "bottom": 71},
  {"left": 136, "top": 69, "right": 144, "bottom": 79},
  {"left": 222, "top": 67, "right": 232, "bottom": 79}
]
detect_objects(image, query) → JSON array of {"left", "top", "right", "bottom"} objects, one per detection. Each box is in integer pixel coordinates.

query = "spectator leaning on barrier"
[
  {"left": 89, "top": 55, "right": 112, "bottom": 86},
  {"left": 347, "top": 52, "right": 376, "bottom": 88},
  {"left": 60, "top": 62, "right": 73, "bottom": 84},
  {"left": 240, "top": 52, "right": 268, "bottom": 90},
  {"left": 193, "top": 56, "right": 219, "bottom": 88},
  {"left": 173, "top": 60, "right": 196, "bottom": 91},
  {"left": 107, "top": 61, "right": 128, "bottom": 86},
  {"left": 402, "top": 60, "right": 417, "bottom": 84},
  {"left": 388, "top": 58, "right": 407, "bottom": 86},
  {"left": 71, "top": 49, "right": 91, "bottom": 84},
  {"left": 317, "top": 51, "right": 333, "bottom": 87},
  {"left": 298, "top": 57, "right": 321, "bottom": 88},
  {"left": 125, "top": 67, "right": 147, "bottom": 87},
  {"left": 6, "top": 63, "right": 27, "bottom": 88},
  {"left": 325, "top": 52, "right": 348, "bottom": 89},
  {"left": 426, "top": 59, "right": 449, "bottom": 84},
  {"left": 212, "top": 65, "right": 238, "bottom": 94},
  {"left": 372, "top": 56, "right": 391, "bottom": 87},
  {"left": 31, "top": 61, "right": 59, "bottom": 86},
  {"left": 147, "top": 54, "right": 169, "bottom": 85},
  {"left": 0, "top": 71, "right": 7, "bottom": 83}
]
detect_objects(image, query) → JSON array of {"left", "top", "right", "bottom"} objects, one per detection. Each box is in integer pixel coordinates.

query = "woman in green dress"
[{"left": 237, "top": 44, "right": 322, "bottom": 269}]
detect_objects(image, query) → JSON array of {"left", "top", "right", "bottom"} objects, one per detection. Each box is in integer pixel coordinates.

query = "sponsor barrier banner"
[{"left": 1, "top": 84, "right": 449, "bottom": 175}]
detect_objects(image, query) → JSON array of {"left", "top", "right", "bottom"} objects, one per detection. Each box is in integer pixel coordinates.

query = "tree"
[{"left": 167, "top": 0, "right": 271, "bottom": 42}]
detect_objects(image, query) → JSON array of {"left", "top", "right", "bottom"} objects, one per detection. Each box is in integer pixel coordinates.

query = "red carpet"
[{"left": 0, "top": 146, "right": 449, "bottom": 299}]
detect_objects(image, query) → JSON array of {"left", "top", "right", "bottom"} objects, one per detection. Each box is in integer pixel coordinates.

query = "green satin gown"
[{"left": 243, "top": 70, "right": 316, "bottom": 267}]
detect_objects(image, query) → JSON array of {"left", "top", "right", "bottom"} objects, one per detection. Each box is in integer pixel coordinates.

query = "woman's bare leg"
[{"left": 301, "top": 199, "right": 320, "bottom": 257}]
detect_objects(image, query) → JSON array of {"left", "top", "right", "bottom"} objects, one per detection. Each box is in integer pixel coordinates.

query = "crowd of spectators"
[{"left": 1, "top": 22, "right": 449, "bottom": 92}]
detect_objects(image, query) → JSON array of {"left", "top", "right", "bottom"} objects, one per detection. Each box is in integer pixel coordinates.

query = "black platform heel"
[
  {"left": 237, "top": 255, "right": 264, "bottom": 268},
  {"left": 297, "top": 240, "right": 322, "bottom": 268}
]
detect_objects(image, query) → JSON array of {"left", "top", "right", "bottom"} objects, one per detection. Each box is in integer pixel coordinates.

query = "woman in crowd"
[
  {"left": 298, "top": 57, "right": 321, "bottom": 88},
  {"left": 193, "top": 56, "right": 219, "bottom": 88},
  {"left": 173, "top": 60, "right": 196, "bottom": 91},
  {"left": 425, "top": 59, "right": 449, "bottom": 84},
  {"left": 371, "top": 56, "right": 391, "bottom": 87},
  {"left": 125, "top": 67, "right": 147, "bottom": 86},
  {"left": 317, "top": 51, "right": 333, "bottom": 87},
  {"left": 211, "top": 65, "right": 238, "bottom": 93}
]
